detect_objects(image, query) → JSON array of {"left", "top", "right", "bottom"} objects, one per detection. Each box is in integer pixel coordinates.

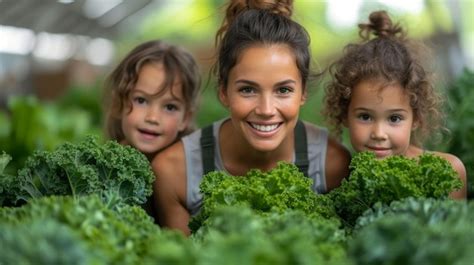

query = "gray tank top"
[{"left": 182, "top": 118, "right": 328, "bottom": 216}]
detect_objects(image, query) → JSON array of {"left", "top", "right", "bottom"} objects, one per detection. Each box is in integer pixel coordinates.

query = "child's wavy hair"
[
  {"left": 323, "top": 10, "right": 444, "bottom": 146},
  {"left": 103, "top": 40, "right": 201, "bottom": 141}
]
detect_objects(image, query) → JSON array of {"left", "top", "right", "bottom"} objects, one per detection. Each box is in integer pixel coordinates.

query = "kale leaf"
[
  {"left": 0, "top": 135, "right": 155, "bottom": 207},
  {"left": 189, "top": 162, "right": 337, "bottom": 233},
  {"left": 193, "top": 205, "right": 351, "bottom": 265},
  {"left": 0, "top": 195, "right": 193, "bottom": 265},
  {"left": 329, "top": 152, "right": 463, "bottom": 228},
  {"left": 349, "top": 197, "right": 474, "bottom": 265}
]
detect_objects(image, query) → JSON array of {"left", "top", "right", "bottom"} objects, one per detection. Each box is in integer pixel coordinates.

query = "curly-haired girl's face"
[
  {"left": 346, "top": 79, "right": 417, "bottom": 158},
  {"left": 121, "top": 62, "right": 189, "bottom": 158}
]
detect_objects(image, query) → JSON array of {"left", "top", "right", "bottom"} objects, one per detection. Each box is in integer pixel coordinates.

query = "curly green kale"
[
  {"left": 348, "top": 198, "right": 474, "bottom": 265},
  {"left": 0, "top": 152, "right": 21, "bottom": 206},
  {"left": 189, "top": 162, "right": 337, "bottom": 233},
  {"left": 192, "top": 205, "right": 351, "bottom": 265},
  {"left": 0, "top": 135, "right": 155, "bottom": 207},
  {"left": 329, "top": 152, "right": 462, "bottom": 227},
  {"left": 0, "top": 195, "right": 192, "bottom": 265},
  {"left": 0, "top": 219, "right": 93, "bottom": 265}
]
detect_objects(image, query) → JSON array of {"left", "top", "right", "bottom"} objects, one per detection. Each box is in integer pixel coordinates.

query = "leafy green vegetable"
[
  {"left": 193, "top": 205, "right": 351, "bottom": 265},
  {"left": 329, "top": 152, "right": 462, "bottom": 227},
  {"left": 0, "top": 219, "right": 94, "bottom": 265},
  {"left": 0, "top": 195, "right": 193, "bottom": 265},
  {"left": 189, "top": 162, "right": 337, "bottom": 233},
  {"left": 348, "top": 197, "right": 474, "bottom": 265},
  {"left": 0, "top": 96, "right": 97, "bottom": 173},
  {"left": 0, "top": 152, "right": 21, "bottom": 207},
  {"left": 440, "top": 68, "right": 474, "bottom": 199},
  {"left": 0, "top": 136, "right": 155, "bottom": 207}
]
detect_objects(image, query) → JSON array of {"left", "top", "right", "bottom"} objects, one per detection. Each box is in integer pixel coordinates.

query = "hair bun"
[
  {"left": 250, "top": 0, "right": 293, "bottom": 17},
  {"left": 358, "top": 10, "right": 404, "bottom": 40},
  {"left": 216, "top": 0, "right": 293, "bottom": 46}
]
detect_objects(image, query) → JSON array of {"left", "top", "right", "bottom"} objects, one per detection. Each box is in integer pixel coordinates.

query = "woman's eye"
[
  {"left": 239, "top": 86, "right": 255, "bottom": 94},
  {"left": 277, "top": 87, "right": 292, "bottom": 94}
]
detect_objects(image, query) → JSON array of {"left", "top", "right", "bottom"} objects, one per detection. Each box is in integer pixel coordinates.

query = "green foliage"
[
  {"left": 0, "top": 152, "right": 11, "bottom": 173},
  {"left": 441, "top": 68, "right": 474, "bottom": 198},
  {"left": 0, "top": 153, "right": 21, "bottom": 207},
  {"left": 349, "top": 197, "right": 474, "bottom": 265},
  {"left": 0, "top": 136, "right": 154, "bottom": 207},
  {"left": 193, "top": 205, "right": 351, "bottom": 265},
  {"left": 0, "top": 195, "right": 192, "bottom": 265},
  {"left": 0, "top": 96, "right": 99, "bottom": 173},
  {"left": 189, "top": 162, "right": 337, "bottom": 233},
  {"left": 0, "top": 219, "right": 93, "bottom": 265},
  {"left": 57, "top": 84, "right": 103, "bottom": 128},
  {"left": 195, "top": 82, "right": 228, "bottom": 127},
  {"left": 329, "top": 152, "right": 462, "bottom": 227}
]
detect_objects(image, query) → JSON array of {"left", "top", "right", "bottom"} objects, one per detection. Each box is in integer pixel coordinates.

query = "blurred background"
[{"left": 1, "top": 0, "right": 473, "bottom": 196}]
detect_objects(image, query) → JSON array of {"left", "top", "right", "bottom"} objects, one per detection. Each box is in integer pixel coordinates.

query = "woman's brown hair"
[{"left": 213, "top": 0, "right": 314, "bottom": 91}]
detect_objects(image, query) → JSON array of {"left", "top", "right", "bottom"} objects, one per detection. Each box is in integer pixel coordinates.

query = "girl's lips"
[
  {"left": 138, "top": 129, "right": 160, "bottom": 139},
  {"left": 367, "top": 147, "right": 391, "bottom": 158}
]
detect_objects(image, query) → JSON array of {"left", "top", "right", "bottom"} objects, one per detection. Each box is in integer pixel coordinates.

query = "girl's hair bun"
[{"left": 358, "top": 10, "right": 404, "bottom": 40}]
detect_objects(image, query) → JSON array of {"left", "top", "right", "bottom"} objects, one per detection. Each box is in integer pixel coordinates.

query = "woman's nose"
[{"left": 255, "top": 94, "right": 276, "bottom": 116}]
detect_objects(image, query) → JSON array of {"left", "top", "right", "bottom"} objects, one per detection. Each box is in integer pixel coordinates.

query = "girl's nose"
[
  {"left": 145, "top": 107, "right": 160, "bottom": 124},
  {"left": 370, "top": 123, "right": 388, "bottom": 140}
]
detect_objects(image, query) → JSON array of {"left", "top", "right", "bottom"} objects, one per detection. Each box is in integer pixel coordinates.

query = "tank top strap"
[
  {"left": 294, "top": 120, "right": 309, "bottom": 177},
  {"left": 200, "top": 124, "right": 215, "bottom": 175}
]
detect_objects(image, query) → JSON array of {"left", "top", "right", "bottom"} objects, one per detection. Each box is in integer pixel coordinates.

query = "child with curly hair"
[{"left": 323, "top": 10, "right": 466, "bottom": 199}]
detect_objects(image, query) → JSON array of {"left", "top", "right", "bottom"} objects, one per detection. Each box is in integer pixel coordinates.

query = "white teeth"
[{"left": 251, "top": 123, "right": 279, "bottom": 132}]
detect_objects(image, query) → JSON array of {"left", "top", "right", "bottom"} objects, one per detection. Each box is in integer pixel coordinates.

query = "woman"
[{"left": 152, "top": 0, "right": 351, "bottom": 235}]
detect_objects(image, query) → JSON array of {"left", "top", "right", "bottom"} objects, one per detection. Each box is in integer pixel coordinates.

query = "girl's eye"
[
  {"left": 389, "top": 115, "right": 403, "bottom": 123},
  {"left": 133, "top": 96, "right": 147, "bottom": 105},
  {"left": 165, "top": 104, "right": 178, "bottom": 111},
  {"left": 238, "top": 86, "right": 255, "bottom": 94},
  {"left": 357, "top": 113, "right": 371, "bottom": 121}
]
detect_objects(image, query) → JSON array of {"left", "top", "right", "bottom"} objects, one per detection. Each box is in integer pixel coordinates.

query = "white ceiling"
[{"left": 0, "top": 0, "right": 163, "bottom": 39}]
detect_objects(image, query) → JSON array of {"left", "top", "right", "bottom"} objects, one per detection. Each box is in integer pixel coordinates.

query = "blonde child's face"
[
  {"left": 219, "top": 44, "right": 306, "bottom": 153},
  {"left": 346, "top": 79, "right": 416, "bottom": 158},
  {"left": 121, "top": 62, "right": 189, "bottom": 158}
]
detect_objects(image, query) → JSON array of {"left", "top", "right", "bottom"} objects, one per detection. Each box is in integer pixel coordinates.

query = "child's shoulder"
[
  {"left": 429, "top": 151, "right": 466, "bottom": 175},
  {"left": 152, "top": 141, "right": 185, "bottom": 170},
  {"left": 421, "top": 150, "right": 467, "bottom": 199}
]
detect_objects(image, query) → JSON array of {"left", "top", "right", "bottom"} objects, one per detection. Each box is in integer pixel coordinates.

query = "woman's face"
[{"left": 219, "top": 44, "right": 306, "bottom": 152}]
